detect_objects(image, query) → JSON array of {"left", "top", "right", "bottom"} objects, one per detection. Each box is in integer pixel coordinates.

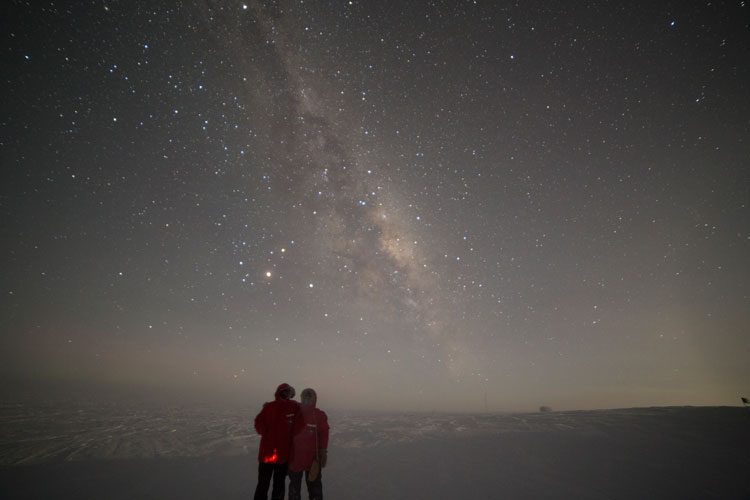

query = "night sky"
[{"left": 2, "top": 1, "right": 748, "bottom": 412}]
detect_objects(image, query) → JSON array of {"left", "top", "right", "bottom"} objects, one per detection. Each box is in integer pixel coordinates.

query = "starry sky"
[{"left": 1, "top": 1, "right": 748, "bottom": 412}]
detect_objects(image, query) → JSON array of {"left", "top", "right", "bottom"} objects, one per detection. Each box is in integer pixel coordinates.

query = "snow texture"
[{"left": 1, "top": 402, "right": 748, "bottom": 499}]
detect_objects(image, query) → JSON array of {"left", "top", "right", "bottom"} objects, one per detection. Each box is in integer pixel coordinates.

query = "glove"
[{"left": 318, "top": 449, "right": 328, "bottom": 468}]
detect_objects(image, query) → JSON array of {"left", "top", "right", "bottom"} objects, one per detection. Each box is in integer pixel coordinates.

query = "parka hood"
[
  {"left": 300, "top": 388, "right": 317, "bottom": 407},
  {"left": 274, "top": 383, "right": 295, "bottom": 400}
]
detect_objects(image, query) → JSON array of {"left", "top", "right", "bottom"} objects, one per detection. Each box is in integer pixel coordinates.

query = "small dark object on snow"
[{"left": 539, "top": 406, "right": 552, "bottom": 412}]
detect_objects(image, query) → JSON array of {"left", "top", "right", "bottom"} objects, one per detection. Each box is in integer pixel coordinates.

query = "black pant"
[
  {"left": 288, "top": 469, "right": 323, "bottom": 500},
  {"left": 254, "top": 462, "right": 288, "bottom": 500}
]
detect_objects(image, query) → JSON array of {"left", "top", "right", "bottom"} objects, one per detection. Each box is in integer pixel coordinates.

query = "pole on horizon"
[{"left": 484, "top": 390, "right": 488, "bottom": 413}]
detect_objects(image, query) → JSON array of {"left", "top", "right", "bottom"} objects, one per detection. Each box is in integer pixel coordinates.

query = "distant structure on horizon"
[{"left": 539, "top": 406, "right": 552, "bottom": 413}]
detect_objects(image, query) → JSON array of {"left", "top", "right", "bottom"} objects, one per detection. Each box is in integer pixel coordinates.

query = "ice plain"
[{"left": 1, "top": 401, "right": 748, "bottom": 499}]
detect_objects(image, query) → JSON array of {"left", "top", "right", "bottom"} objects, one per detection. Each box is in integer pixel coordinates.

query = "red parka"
[
  {"left": 254, "top": 383, "right": 300, "bottom": 464},
  {"left": 288, "top": 389, "right": 329, "bottom": 472}
]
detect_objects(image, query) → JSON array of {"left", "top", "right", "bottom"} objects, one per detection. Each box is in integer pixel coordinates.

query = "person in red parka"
[
  {"left": 288, "top": 388, "right": 329, "bottom": 500},
  {"left": 254, "top": 383, "right": 300, "bottom": 500}
]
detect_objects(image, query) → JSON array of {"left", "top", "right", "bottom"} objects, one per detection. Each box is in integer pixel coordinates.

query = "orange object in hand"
[{"left": 263, "top": 449, "right": 278, "bottom": 463}]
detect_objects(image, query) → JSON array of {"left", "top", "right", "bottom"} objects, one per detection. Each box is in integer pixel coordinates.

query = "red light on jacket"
[{"left": 263, "top": 449, "right": 278, "bottom": 463}]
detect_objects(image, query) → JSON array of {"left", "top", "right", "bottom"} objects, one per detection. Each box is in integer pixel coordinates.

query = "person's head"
[
  {"left": 275, "top": 383, "right": 295, "bottom": 400},
  {"left": 301, "top": 388, "right": 317, "bottom": 407}
]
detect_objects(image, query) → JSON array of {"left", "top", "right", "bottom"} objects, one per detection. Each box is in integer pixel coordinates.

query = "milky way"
[{"left": 238, "top": 1, "right": 476, "bottom": 378}]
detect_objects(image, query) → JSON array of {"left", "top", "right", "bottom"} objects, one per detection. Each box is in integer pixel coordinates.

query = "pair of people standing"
[{"left": 253, "top": 383, "right": 329, "bottom": 500}]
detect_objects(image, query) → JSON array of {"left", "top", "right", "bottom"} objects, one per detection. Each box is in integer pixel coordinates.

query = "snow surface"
[{"left": 1, "top": 402, "right": 748, "bottom": 499}]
